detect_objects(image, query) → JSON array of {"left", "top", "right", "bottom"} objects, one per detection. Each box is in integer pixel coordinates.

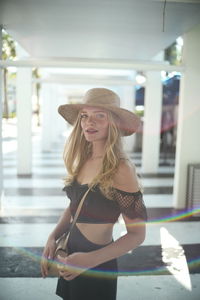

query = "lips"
[{"left": 85, "top": 128, "right": 98, "bottom": 133}]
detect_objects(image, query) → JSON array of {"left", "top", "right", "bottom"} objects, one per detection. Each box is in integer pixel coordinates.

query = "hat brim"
[{"left": 58, "top": 103, "right": 141, "bottom": 136}]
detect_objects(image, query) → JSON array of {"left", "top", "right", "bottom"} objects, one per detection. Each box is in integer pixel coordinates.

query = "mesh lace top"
[{"left": 63, "top": 179, "right": 147, "bottom": 224}]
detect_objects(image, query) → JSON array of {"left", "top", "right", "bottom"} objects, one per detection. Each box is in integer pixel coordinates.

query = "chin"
[{"left": 84, "top": 135, "right": 107, "bottom": 143}]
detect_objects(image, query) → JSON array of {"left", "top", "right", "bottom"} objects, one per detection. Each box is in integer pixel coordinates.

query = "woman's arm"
[
  {"left": 41, "top": 206, "right": 71, "bottom": 278},
  {"left": 48, "top": 205, "right": 71, "bottom": 241},
  {"left": 88, "top": 215, "right": 146, "bottom": 266},
  {"left": 58, "top": 216, "right": 145, "bottom": 281}
]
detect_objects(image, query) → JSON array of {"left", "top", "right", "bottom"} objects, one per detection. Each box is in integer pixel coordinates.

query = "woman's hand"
[
  {"left": 57, "top": 252, "right": 93, "bottom": 281},
  {"left": 41, "top": 236, "right": 57, "bottom": 278}
]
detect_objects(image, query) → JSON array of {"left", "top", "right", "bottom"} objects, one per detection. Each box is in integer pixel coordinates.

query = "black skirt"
[{"left": 56, "top": 224, "right": 118, "bottom": 300}]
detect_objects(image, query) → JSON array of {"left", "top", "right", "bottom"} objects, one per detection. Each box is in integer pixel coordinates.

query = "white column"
[
  {"left": 51, "top": 84, "right": 60, "bottom": 144},
  {"left": 120, "top": 86, "right": 136, "bottom": 153},
  {"left": 0, "top": 28, "right": 3, "bottom": 208},
  {"left": 41, "top": 83, "right": 52, "bottom": 151},
  {"left": 16, "top": 68, "right": 32, "bottom": 175},
  {"left": 142, "top": 71, "right": 162, "bottom": 173},
  {"left": 173, "top": 24, "right": 200, "bottom": 209},
  {"left": 56, "top": 85, "right": 69, "bottom": 141},
  {"left": 41, "top": 83, "right": 60, "bottom": 151}
]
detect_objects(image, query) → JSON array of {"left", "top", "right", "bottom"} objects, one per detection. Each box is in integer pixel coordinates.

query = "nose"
[{"left": 86, "top": 115, "right": 95, "bottom": 124}]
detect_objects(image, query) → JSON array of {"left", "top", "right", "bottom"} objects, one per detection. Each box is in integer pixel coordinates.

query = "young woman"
[{"left": 41, "top": 88, "right": 147, "bottom": 300}]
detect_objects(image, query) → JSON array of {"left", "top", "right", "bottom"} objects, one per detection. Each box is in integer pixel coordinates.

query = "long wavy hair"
[{"left": 63, "top": 110, "right": 128, "bottom": 198}]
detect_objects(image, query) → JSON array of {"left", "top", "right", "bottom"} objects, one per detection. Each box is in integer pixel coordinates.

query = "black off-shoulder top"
[{"left": 63, "top": 180, "right": 147, "bottom": 224}]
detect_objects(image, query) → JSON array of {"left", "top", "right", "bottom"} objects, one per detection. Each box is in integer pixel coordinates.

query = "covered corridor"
[{"left": 0, "top": 1, "right": 200, "bottom": 299}]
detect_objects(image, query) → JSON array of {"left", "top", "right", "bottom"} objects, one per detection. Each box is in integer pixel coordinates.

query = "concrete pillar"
[
  {"left": 0, "top": 28, "right": 3, "bottom": 207},
  {"left": 49, "top": 84, "right": 57, "bottom": 144},
  {"left": 173, "top": 24, "right": 200, "bottom": 209},
  {"left": 142, "top": 71, "right": 162, "bottom": 173},
  {"left": 120, "top": 86, "right": 136, "bottom": 153},
  {"left": 41, "top": 83, "right": 60, "bottom": 151},
  {"left": 56, "top": 85, "right": 69, "bottom": 141},
  {"left": 41, "top": 83, "right": 51, "bottom": 151},
  {"left": 16, "top": 68, "right": 32, "bottom": 175}
]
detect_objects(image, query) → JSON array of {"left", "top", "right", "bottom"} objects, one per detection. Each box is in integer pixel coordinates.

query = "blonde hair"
[{"left": 63, "top": 110, "right": 127, "bottom": 198}]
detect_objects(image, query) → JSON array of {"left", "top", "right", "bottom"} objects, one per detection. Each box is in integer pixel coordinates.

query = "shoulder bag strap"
[{"left": 62, "top": 186, "right": 91, "bottom": 249}]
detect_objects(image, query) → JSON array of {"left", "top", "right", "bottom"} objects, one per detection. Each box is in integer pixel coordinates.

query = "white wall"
[
  {"left": 0, "top": 30, "right": 3, "bottom": 208},
  {"left": 173, "top": 24, "right": 200, "bottom": 209}
]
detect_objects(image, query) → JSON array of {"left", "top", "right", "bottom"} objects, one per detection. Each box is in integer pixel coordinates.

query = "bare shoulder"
[{"left": 113, "top": 159, "right": 140, "bottom": 193}]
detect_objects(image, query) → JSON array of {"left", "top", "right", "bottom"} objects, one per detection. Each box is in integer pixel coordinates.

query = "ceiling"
[{"left": 1, "top": 0, "right": 200, "bottom": 62}]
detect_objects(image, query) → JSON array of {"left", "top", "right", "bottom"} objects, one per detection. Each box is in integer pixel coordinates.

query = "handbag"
[{"left": 47, "top": 187, "right": 91, "bottom": 276}]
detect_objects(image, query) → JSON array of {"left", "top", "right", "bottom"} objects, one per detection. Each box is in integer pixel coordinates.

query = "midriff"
[{"left": 76, "top": 222, "right": 114, "bottom": 245}]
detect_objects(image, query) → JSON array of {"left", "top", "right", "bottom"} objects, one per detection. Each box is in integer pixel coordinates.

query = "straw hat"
[{"left": 58, "top": 88, "right": 141, "bottom": 136}]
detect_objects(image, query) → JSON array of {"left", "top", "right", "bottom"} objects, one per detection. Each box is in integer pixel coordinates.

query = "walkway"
[{"left": 0, "top": 133, "right": 200, "bottom": 300}]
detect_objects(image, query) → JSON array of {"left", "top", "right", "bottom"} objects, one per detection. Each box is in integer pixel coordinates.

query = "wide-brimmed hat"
[{"left": 58, "top": 88, "right": 141, "bottom": 136}]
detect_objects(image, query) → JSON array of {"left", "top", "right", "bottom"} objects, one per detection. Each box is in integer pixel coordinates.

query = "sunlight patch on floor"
[{"left": 160, "top": 226, "right": 192, "bottom": 291}]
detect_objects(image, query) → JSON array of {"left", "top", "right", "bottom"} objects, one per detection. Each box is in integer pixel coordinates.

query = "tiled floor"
[{"left": 0, "top": 136, "right": 200, "bottom": 300}]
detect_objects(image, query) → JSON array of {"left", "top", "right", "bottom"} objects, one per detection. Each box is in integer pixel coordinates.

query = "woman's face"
[{"left": 80, "top": 106, "right": 109, "bottom": 143}]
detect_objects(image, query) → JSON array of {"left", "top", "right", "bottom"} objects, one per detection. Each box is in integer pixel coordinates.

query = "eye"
[
  {"left": 95, "top": 113, "right": 106, "bottom": 119},
  {"left": 80, "top": 113, "right": 88, "bottom": 119}
]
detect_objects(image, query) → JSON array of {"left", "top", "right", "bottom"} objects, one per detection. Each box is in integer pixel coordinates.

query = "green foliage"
[
  {"left": 3, "top": 111, "right": 16, "bottom": 118},
  {"left": 135, "top": 110, "right": 144, "bottom": 117},
  {"left": 2, "top": 30, "right": 17, "bottom": 60},
  {"left": 2, "top": 30, "right": 17, "bottom": 119},
  {"left": 164, "top": 41, "right": 182, "bottom": 65}
]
